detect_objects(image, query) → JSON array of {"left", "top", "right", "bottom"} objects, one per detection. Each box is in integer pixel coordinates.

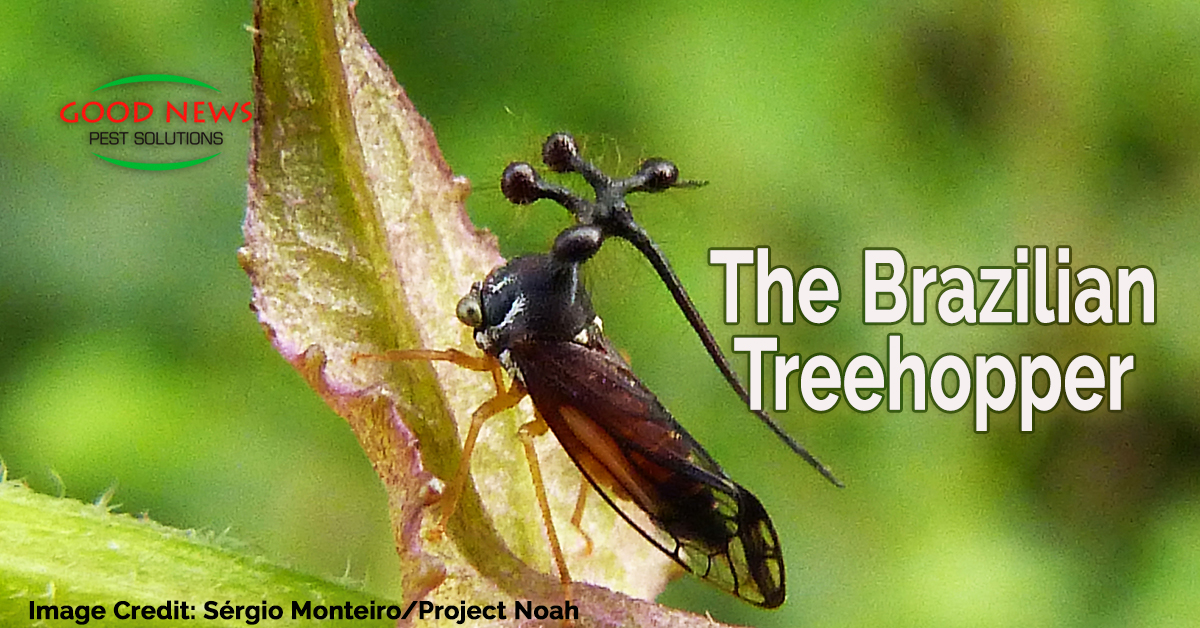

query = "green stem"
[{"left": 0, "top": 479, "right": 395, "bottom": 626}]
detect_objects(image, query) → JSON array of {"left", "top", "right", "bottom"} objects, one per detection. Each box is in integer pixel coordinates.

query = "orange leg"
[
  {"left": 355, "top": 348, "right": 522, "bottom": 539},
  {"left": 518, "top": 418, "right": 573, "bottom": 605},
  {"left": 360, "top": 347, "right": 575, "bottom": 610},
  {"left": 569, "top": 479, "right": 594, "bottom": 556},
  {"left": 356, "top": 348, "right": 506, "bottom": 391},
  {"left": 434, "top": 377, "right": 528, "bottom": 539}
]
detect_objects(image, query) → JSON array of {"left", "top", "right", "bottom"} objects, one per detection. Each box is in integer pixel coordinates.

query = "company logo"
[{"left": 59, "top": 74, "right": 252, "bottom": 171}]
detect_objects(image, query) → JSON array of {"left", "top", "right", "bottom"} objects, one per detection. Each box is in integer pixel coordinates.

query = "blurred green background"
[{"left": 3, "top": 1, "right": 1199, "bottom": 626}]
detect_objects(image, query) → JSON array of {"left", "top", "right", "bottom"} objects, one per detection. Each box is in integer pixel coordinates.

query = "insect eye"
[
  {"left": 636, "top": 158, "right": 680, "bottom": 191},
  {"left": 541, "top": 132, "right": 579, "bottom": 173},
  {"left": 455, "top": 293, "right": 484, "bottom": 327}
]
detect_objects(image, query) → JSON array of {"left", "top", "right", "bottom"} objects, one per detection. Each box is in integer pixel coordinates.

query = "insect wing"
[{"left": 511, "top": 338, "right": 786, "bottom": 608}]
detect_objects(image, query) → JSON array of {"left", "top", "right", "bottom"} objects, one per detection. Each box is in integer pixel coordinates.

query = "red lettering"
[
  {"left": 208, "top": 102, "right": 237, "bottom": 122},
  {"left": 107, "top": 102, "right": 129, "bottom": 123},
  {"left": 166, "top": 101, "right": 187, "bottom": 122},
  {"left": 134, "top": 102, "right": 154, "bottom": 122},
  {"left": 82, "top": 102, "right": 105, "bottom": 123},
  {"left": 60, "top": 102, "right": 79, "bottom": 122},
  {"left": 240, "top": 101, "right": 253, "bottom": 122},
  {"left": 193, "top": 101, "right": 207, "bottom": 122}
]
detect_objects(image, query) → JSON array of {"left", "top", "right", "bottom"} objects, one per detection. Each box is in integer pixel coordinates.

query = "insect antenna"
[{"left": 502, "top": 133, "right": 843, "bottom": 488}]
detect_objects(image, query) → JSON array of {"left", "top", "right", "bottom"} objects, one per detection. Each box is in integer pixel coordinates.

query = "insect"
[
  {"left": 501, "top": 133, "right": 842, "bottom": 488},
  {"left": 376, "top": 133, "right": 840, "bottom": 608}
]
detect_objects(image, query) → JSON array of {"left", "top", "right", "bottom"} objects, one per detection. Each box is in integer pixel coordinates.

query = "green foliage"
[{"left": 0, "top": 478, "right": 395, "bottom": 627}]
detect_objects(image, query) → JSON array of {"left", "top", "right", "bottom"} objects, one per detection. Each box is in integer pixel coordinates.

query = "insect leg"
[
  {"left": 354, "top": 348, "right": 522, "bottom": 538},
  {"left": 517, "top": 418, "right": 574, "bottom": 604},
  {"left": 355, "top": 348, "right": 506, "bottom": 390},
  {"left": 569, "top": 480, "right": 594, "bottom": 556},
  {"left": 432, "top": 374, "right": 528, "bottom": 539}
]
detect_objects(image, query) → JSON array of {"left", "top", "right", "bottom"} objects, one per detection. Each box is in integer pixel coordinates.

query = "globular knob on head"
[
  {"left": 542, "top": 132, "right": 579, "bottom": 173},
  {"left": 501, "top": 162, "right": 543, "bottom": 205},
  {"left": 553, "top": 224, "right": 604, "bottom": 264},
  {"left": 636, "top": 158, "right": 680, "bottom": 191}
]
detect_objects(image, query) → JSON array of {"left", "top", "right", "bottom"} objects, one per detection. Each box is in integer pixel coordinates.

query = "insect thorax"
[{"left": 468, "top": 253, "right": 598, "bottom": 367}]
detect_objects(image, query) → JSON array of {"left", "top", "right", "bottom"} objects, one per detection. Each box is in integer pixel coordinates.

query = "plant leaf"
[{"left": 0, "top": 479, "right": 396, "bottom": 627}]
